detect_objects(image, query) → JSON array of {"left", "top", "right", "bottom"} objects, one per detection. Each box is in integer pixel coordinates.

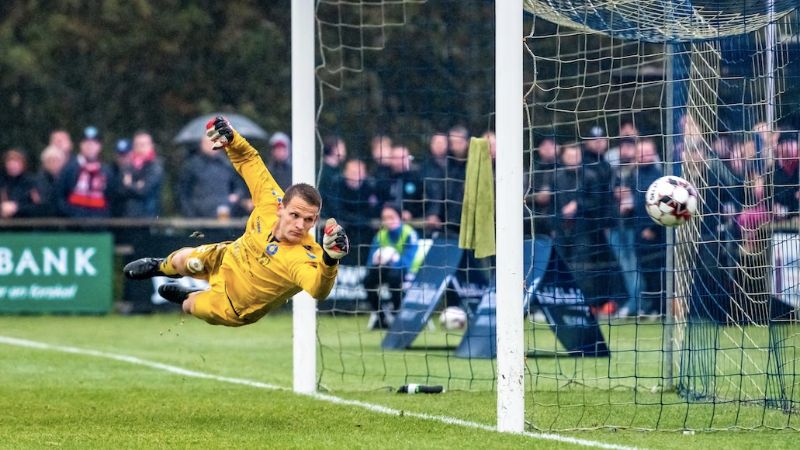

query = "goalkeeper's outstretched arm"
[{"left": 206, "top": 116, "right": 283, "bottom": 207}]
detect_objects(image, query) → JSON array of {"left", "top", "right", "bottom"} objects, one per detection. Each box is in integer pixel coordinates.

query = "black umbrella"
[{"left": 173, "top": 113, "right": 269, "bottom": 144}]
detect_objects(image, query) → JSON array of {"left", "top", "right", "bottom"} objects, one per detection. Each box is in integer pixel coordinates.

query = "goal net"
[
  {"left": 312, "top": 0, "right": 800, "bottom": 431},
  {"left": 523, "top": 0, "right": 800, "bottom": 431}
]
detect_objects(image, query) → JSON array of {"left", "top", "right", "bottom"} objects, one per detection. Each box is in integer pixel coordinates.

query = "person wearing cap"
[
  {"left": 57, "top": 126, "right": 113, "bottom": 217},
  {"left": 123, "top": 116, "right": 349, "bottom": 327},
  {"left": 267, "top": 131, "right": 292, "bottom": 189},
  {"left": 0, "top": 148, "right": 41, "bottom": 218},
  {"left": 365, "top": 203, "right": 425, "bottom": 330},
  {"left": 109, "top": 138, "right": 133, "bottom": 217},
  {"left": 112, "top": 131, "right": 164, "bottom": 218},
  {"left": 577, "top": 125, "right": 627, "bottom": 314}
]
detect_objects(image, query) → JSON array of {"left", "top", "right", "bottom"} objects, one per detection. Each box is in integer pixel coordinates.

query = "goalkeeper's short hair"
[{"left": 284, "top": 183, "right": 322, "bottom": 209}]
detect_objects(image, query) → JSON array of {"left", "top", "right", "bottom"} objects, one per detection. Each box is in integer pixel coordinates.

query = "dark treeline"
[
  {"left": 1, "top": 0, "right": 499, "bottom": 164},
  {"left": 0, "top": 1, "right": 296, "bottom": 156}
]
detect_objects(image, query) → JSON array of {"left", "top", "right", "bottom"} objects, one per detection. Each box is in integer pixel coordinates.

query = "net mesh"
[
  {"left": 314, "top": 0, "right": 800, "bottom": 431},
  {"left": 314, "top": 0, "right": 498, "bottom": 394},
  {"left": 523, "top": 2, "right": 800, "bottom": 430},
  {"left": 523, "top": 0, "right": 799, "bottom": 42}
]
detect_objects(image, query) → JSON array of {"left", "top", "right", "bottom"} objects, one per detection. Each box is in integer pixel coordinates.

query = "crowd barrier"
[{"left": 1, "top": 218, "right": 799, "bottom": 317}]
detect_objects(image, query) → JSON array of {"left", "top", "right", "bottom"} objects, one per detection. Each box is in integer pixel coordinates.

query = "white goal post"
[
  {"left": 291, "top": 0, "right": 317, "bottom": 395},
  {"left": 495, "top": 0, "right": 526, "bottom": 434},
  {"left": 293, "top": 0, "right": 527, "bottom": 432}
]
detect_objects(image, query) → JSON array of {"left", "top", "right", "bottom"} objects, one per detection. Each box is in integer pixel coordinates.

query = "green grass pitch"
[{"left": 1, "top": 313, "right": 798, "bottom": 449}]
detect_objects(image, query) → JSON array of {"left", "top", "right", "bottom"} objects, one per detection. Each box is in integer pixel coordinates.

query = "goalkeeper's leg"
[
  {"left": 123, "top": 248, "right": 195, "bottom": 280},
  {"left": 158, "top": 283, "right": 204, "bottom": 305},
  {"left": 124, "top": 243, "right": 228, "bottom": 280}
]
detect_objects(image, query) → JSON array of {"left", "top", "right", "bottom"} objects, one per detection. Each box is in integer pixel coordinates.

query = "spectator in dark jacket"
[
  {"left": 34, "top": 145, "right": 68, "bottom": 217},
  {"left": 319, "top": 134, "right": 346, "bottom": 218},
  {"left": 1, "top": 148, "right": 41, "bottom": 218},
  {"left": 109, "top": 138, "right": 133, "bottom": 217},
  {"left": 773, "top": 131, "right": 799, "bottom": 218},
  {"left": 682, "top": 116, "right": 746, "bottom": 323},
  {"left": 114, "top": 131, "right": 164, "bottom": 218},
  {"left": 333, "top": 159, "right": 380, "bottom": 264},
  {"left": 179, "top": 135, "right": 245, "bottom": 218},
  {"left": 526, "top": 135, "right": 558, "bottom": 237},
  {"left": 554, "top": 141, "right": 627, "bottom": 310},
  {"left": 420, "top": 132, "right": 448, "bottom": 230},
  {"left": 581, "top": 126, "right": 614, "bottom": 229},
  {"left": 609, "top": 137, "right": 640, "bottom": 315},
  {"left": 376, "top": 145, "right": 425, "bottom": 221},
  {"left": 370, "top": 133, "right": 394, "bottom": 182},
  {"left": 629, "top": 138, "right": 665, "bottom": 316},
  {"left": 441, "top": 125, "right": 469, "bottom": 237},
  {"left": 58, "top": 126, "right": 113, "bottom": 218}
]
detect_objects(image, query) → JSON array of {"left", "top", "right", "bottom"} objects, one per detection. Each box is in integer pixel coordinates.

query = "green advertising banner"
[{"left": 0, "top": 233, "right": 113, "bottom": 314}]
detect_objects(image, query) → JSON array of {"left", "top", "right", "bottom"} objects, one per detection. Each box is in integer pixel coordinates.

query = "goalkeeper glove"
[
  {"left": 205, "top": 115, "right": 235, "bottom": 150},
  {"left": 322, "top": 218, "right": 349, "bottom": 265}
]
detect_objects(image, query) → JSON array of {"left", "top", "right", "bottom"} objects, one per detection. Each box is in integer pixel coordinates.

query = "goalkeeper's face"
[{"left": 275, "top": 197, "right": 320, "bottom": 244}]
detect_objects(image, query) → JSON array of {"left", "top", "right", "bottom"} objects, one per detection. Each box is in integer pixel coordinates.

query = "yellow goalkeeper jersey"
[{"left": 206, "top": 133, "right": 337, "bottom": 324}]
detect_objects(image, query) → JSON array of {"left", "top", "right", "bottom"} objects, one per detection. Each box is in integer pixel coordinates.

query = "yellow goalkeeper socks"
[{"left": 159, "top": 253, "right": 180, "bottom": 277}]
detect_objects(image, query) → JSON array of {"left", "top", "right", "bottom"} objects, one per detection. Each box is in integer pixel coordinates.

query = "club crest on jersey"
[{"left": 266, "top": 243, "right": 279, "bottom": 256}]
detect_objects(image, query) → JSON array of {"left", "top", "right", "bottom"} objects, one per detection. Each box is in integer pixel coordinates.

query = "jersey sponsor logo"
[
  {"left": 256, "top": 216, "right": 262, "bottom": 233},
  {"left": 266, "top": 243, "right": 279, "bottom": 256}
]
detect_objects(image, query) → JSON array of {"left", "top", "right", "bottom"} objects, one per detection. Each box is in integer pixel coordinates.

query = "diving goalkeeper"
[{"left": 123, "top": 116, "right": 349, "bottom": 327}]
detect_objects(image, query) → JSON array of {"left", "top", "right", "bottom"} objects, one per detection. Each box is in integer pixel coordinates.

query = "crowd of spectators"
[
  {"left": 4, "top": 117, "right": 798, "bottom": 320},
  {"left": 529, "top": 116, "right": 800, "bottom": 318},
  {"left": 1, "top": 127, "right": 163, "bottom": 220},
  {"left": 0, "top": 125, "right": 297, "bottom": 222},
  {"left": 0, "top": 123, "right": 488, "bottom": 240}
]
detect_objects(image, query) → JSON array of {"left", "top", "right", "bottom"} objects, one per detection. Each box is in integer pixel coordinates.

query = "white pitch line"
[{"left": 0, "top": 335, "right": 638, "bottom": 450}]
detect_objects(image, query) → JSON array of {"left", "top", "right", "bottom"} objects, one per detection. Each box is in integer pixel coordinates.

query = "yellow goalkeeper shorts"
[{"left": 182, "top": 242, "right": 251, "bottom": 327}]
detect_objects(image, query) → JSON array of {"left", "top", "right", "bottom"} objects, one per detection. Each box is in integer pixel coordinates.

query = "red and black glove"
[
  {"left": 322, "top": 218, "right": 349, "bottom": 265},
  {"left": 205, "top": 115, "right": 235, "bottom": 150}
]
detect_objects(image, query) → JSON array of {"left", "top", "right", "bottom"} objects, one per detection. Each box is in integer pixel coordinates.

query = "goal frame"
[{"left": 291, "top": 0, "right": 527, "bottom": 432}]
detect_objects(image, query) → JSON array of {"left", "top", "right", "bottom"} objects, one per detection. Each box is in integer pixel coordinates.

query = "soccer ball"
[
  {"left": 439, "top": 306, "right": 467, "bottom": 330},
  {"left": 372, "top": 246, "right": 400, "bottom": 266},
  {"left": 645, "top": 175, "right": 698, "bottom": 227}
]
